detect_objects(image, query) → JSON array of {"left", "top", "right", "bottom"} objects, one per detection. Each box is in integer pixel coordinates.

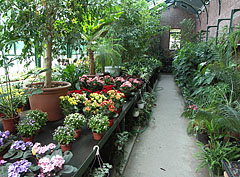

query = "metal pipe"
[
  {"left": 206, "top": 26, "right": 217, "bottom": 42},
  {"left": 229, "top": 9, "right": 240, "bottom": 33},
  {"left": 216, "top": 18, "right": 231, "bottom": 44}
]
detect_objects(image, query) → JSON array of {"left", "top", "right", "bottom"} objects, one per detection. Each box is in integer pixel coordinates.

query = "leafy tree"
[{"left": 0, "top": 0, "right": 84, "bottom": 87}]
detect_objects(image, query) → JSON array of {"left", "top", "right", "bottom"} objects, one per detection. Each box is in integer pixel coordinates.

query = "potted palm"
[
  {"left": 63, "top": 113, "right": 86, "bottom": 138},
  {"left": 53, "top": 125, "right": 75, "bottom": 152},
  {"left": 88, "top": 114, "right": 109, "bottom": 141}
]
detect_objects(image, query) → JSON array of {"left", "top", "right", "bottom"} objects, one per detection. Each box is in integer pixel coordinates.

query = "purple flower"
[{"left": 8, "top": 160, "right": 31, "bottom": 177}]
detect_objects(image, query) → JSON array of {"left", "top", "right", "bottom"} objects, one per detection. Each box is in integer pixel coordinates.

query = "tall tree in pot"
[{"left": 0, "top": 0, "right": 84, "bottom": 121}]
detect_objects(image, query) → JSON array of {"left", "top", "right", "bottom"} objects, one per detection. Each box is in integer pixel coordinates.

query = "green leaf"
[
  {"left": 3, "top": 149, "right": 16, "bottom": 159},
  {"left": 11, "top": 151, "right": 24, "bottom": 159},
  {"left": 23, "top": 151, "right": 33, "bottom": 159},
  {"left": 63, "top": 151, "right": 73, "bottom": 164},
  {"left": 59, "top": 165, "right": 77, "bottom": 174}
]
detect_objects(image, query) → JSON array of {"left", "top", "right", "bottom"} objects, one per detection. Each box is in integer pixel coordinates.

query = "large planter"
[
  {"left": 2, "top": 116, "right": 19, "bottom": 133},
  {"left": 26, "top": 81, "right": 71, "bottom": 121}
]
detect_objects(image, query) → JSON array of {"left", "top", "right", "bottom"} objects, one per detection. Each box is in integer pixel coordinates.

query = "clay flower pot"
[
  {"left": 74, "top": 129, "right": 81, "bottom": 139},
  {"left": 2, "top": 116, "right": 19, "bottom": 133},
  {"left": 92, "top": 132, "right": 103, "bottom": 141},
  {"left": 108, "top": 119, "right": 114, "bottom": 127},
  {"left": 26, "top": 81, "right": 71, "bottom": 121},
  {"left": 60, "top": 143, "right": 73, "bottom": 152},
  {"left": 22, "top": 136, "right": 34, "bottom": 143}
]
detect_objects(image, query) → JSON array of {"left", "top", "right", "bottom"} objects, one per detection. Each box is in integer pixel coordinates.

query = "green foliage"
[
  {"left": 53, "top": 125, "right": 75, "bottom": 145},
  {"left": 111, "top": 0, "right": 166, "bottom": 61},
  {"left": 91, "top": 163, "right": 112, "bottom": 177},
  {"left": 26, "top": 109, "right": 48, "bottom": 127},
  {"left": 64, "top": 113, "right": 86, "bottom": 130},
  {"left": 196, "top": 138, "right": 240, "bottom": 177},
  {"left": 55, "top": 63, "right": 88, "bottom": 90},
  {"left": 17, "top": 117, "right": 41, "bottom": 137},
  {"left": 88, "top": 114, "right": 109, "bottom": 134}
]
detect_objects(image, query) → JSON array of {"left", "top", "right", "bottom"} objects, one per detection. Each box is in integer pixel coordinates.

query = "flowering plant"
[
  {"left": 64, "top": 113, "right": 86, "bottom": 130},
  {"left": 100, "top": 99, "right": 118, "bottom": 118},
  {"left": 59, "top": 95, "right": 79, "bottom": 116},
  {"left": 17, "top": 117, "right": 41, "bottom": 137},
  {"left": 4, "top": 140, "right": 33, "bottom": 160},
  {"left": 53, "top": 125, "right": 75, "bottom": 145},
  {"left": 32, "top": 142, "right": 57, "bottom": 159},
  {"left": 8, "top": 159, "right": 32, "bottom": 177},
  {"left": 26, "top": 109, "right": 48, "bottom": 127},
  {"left": 0, "top": 87, "right": 26, "bottom": 119},
  {"left": 37, "top": 149, "right": 77, "bottom": 176},
  {"left": 101, "top": 85, "right": 115, "bottom": 94},
  {"left": 77, "top": 75, "right": 105, "bottom": 92},
  {"left": 83, "top": 93, "right": 108, "bottom": 116},
  {"left": 120, "top": 81, "right": 135, "bottom": 94},
  {"left": 88, "top": 114, "right": 109, "bottom": 134},
  {"left": 128, "top": 78, "right": 143, "bottom": 89},
  {"left": 106, "top": 90, "right": 125, "bottom": 109},
  {"left": 0, "top": 130, "right": 12, "bottom": 153},
  {"left": 103, "top": 75, "right": 115, "bottom": 85},
  {"left": 114, "top": 77, "right": 125, "bottom": 88}
]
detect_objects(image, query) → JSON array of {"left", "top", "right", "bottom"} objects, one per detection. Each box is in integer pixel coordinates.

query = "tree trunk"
[
  {"left": 44, "top": 40, "right": 52, "bottom": 88},
  {"left": 88, "top": 48, "right": 96, "bottom": 75}
]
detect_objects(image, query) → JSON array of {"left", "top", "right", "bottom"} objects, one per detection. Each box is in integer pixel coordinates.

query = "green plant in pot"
[
  {"left": 88, "top": 114, "right": 109, "bottom": 141},
  {"left": 17, "top": 117, "right": 41, "bottom": 142},
  {"left": 53, "top": 125, "right": 75, "bottom": 152},
  {"left": 64, "top": 113, "right": 86, "bottom": 139},
  {"left": 26, "top": 109, "right": 48, "bottom": 130}
]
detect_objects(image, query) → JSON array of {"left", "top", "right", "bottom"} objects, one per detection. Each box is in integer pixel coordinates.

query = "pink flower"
[
  {"left": 51, "top": 155, "right": 65, "bottom": 168},
  {"left": 47, "top": 143, "right": 56, "bottom": 150}
]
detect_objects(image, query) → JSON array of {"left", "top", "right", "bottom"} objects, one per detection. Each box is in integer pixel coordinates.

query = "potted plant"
[
  {"left": 37, "top": 149, "right": 77, "bottom": 176},
  {"left": 63, "top": 113, "right": 86, "bottom": 138},
  {"left": 120, "top": 81, "right": 136, "bottom": 100},
  {"left": 53, "top": 125, "right": 75, "bottom": 152},
  {"left": 0, "top": 1, "right": 80, "bottom": 122},
  {"left": 3, "top": 140, "right": 33, "bottom": 160},
  {"left": 132, "top": 108, "right": 140, "bottom": 118},
  {"left": 26, "top": 110, "right": 48, "bottom": 131},
  {"left": 17, "top": 117, "right": 41, "bottom": 142},
  {"left": 88, "top": 114, "right": 109, "bottom": 141},
  {"left": 137, "top": 99, "right": 145, "bottom": 109},
  {"left": 0, "top": 131, "right": 12, "bottom": 160}
]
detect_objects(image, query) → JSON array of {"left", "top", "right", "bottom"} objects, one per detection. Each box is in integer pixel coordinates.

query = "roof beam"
[
  {"left": 216, "top": 18, "right": 231, "bottom": 44},
  {"left": 174, "top": 0, "right": 202, "bottom": 26}
]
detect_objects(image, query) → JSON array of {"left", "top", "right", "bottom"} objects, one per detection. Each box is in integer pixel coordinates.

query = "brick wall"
[
  {"left": 196, "top": 0, "right": 240, "bottom": 38},
  {"left": 160, "top": 6, "right": 196, "bottom": 55}
]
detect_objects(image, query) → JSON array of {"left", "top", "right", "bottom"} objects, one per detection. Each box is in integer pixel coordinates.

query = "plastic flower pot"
[
  {"left": 137, "top": 102, "right": 145, "bottom": 109},
  {"left": 74, "top": 129, "right": 81, "bottom": 139},
  {"left": 133, "top": 109, "right": 140, "bottom": 117},
  {"left": 92, "top": 132, "right": 103, "bottom": 141},
  {"left": 60, "top": 143, "right": 73, "bottom": 152}
]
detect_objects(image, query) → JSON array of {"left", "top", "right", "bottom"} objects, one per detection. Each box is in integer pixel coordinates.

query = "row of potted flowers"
[{"left": 0, "top": 131, "right": 77, "bottom": 177}]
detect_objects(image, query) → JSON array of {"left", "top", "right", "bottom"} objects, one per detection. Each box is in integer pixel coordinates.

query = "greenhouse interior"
[{"left": 0, "top": 0, "right": 240, "bottom": 176}]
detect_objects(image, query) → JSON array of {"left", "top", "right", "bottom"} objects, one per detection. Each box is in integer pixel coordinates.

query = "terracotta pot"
[
  {"left": 22, "top": 136, "right": 34, "bottom": 143},
  {"left": 26, "top": 81, "right": 71, "bottom": 121},
  {"left": 108, "top": 119, "right": 114, "bottom": 127},
  {"left": 2, "top": 116, "right": 19, "bottom": 133},
  {"left": 92, "top": 132, "right": 103, "bottom": 141},
  {"left": 60, "top": 143, "right": 72, "bottom": 152},
  {"left": 37, "top": 128, "right": 43, "bottom": 134},
  {"left": 74, "top": 129, "right": 81, "bottom": 139}
]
